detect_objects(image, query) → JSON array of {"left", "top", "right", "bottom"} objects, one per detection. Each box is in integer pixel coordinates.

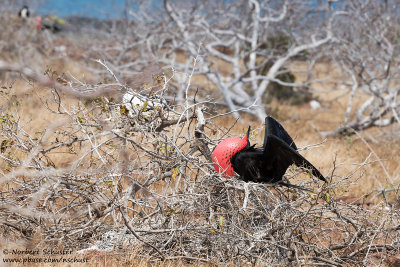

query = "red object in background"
[{"left": 35, "top": 16, "right": 42, "bottom": 29}]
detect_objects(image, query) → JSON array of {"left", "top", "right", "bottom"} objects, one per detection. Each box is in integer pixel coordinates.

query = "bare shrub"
[
  {"left": 0, "top": 2, "right": 399, "bottom": 266},
  {"left": 322, "top": 1, "right": 400, "bottom": 136},
  {"left": 0, "top": 60, "right": 399, "bottom": 266}
]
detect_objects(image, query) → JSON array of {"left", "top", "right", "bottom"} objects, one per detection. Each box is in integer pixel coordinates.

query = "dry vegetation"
[{"left": 1, "top": 2, "right": 400, "bottom": 267}]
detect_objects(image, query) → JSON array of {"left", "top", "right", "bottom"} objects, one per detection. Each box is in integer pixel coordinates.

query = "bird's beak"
[{"left": 244, "top": 126, "right": 251, "bottom": 146}]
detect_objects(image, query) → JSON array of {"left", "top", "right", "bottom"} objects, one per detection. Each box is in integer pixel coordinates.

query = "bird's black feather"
[
  {"left": 263, "top": 116, "right": 297, "bottom": 150},
  {"left": 232, "top": 116, "right": 326, "bottom": 184}
]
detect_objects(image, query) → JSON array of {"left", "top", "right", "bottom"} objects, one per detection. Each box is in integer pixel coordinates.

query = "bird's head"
[{"left": 212, "top": 126, "right": 250, "bottom": 177}]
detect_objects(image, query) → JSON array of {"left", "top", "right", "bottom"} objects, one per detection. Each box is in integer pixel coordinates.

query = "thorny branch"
[{"left": 0, "top": 57, "right": 398, "bottom": 266}]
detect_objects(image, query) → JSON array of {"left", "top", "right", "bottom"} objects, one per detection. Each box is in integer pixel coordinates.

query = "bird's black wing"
[
  {"left": 263, "top": 116, "right": 297, "bottom": 150},
  {"left": 264, "top": 135, "right": 326, "bottom": 182},
  {"left": 232, "top": 149, "right": 267, "bottom": 183}
]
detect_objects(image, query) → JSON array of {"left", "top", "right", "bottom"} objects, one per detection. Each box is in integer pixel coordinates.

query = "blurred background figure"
[
  {"left": 18, "top": 5, "right": 30, "bottom": 19},
  {"left": 17, "top": 5, "right": 65, "bottom": 33},
  {"left": 35, "top": 14, "right": 65, "bottom": 32}
]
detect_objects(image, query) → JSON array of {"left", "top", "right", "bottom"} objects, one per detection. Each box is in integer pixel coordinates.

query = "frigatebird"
[
  {"left": 18, "top": 6, "right": 30, "bottom": 18},
  {"left": 212, "top": 116, "right": 326, "bottom": 188}
]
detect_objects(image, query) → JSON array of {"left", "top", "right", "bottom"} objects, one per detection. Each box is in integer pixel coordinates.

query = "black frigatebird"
[
  {"left": 212, "top": 116, "right": 326, "bottom": 188},
  {"left": 18, "top": 6, "right": 30, "bottom": 18}
]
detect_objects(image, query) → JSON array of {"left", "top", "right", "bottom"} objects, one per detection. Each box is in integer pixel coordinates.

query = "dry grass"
[
  {"left": 1, "top": 61, "right": 399, "bottom": 265},
  {"left": 0, "top": 11, "right": 399, "bottom": 267}
]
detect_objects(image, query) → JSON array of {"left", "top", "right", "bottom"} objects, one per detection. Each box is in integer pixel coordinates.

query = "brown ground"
[{"left": 1, "top": 38, "right": 399, "bottom": 267}]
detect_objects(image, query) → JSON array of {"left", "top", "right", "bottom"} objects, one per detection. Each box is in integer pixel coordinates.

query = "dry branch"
[{"left": 0, "top": 60, "right": 120, "bottom": 98}]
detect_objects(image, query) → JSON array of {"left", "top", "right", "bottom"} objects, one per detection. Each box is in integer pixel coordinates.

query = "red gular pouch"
[{"left": 212, "top": 127, "right": 250, "bottom": 178}]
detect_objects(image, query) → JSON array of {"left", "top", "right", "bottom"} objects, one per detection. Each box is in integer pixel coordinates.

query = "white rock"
[{"left": 309, "top": 100, "right": 321, "bottom": 110}]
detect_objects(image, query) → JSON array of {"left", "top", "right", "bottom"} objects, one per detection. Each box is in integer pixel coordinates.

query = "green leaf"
[
  {"left": 218, "top": 216, "right": 224, "bottom": 230},
  {"left": 1, "top": 140, "right": 9, "bottom": 153},
  {"left": 165, "top": 208, "right": 175, "bottom": 216},
  {"left": 141, "top": 100, "right": 148, "bottom": 112},
  {"left": 171, "top": 167, "right": 179, "bottom": 179},
  {"left": 120, "top": 104, "right": 128, "bottom": 115},
  {"left": 77, "top": 115, "right": 84, "bottom": 124}
]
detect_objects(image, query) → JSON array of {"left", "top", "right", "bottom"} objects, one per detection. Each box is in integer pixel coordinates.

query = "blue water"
[
  {"left": 33, "top": 0, "right": 340, "bottom": 20},
  {"left": 38, "top": 0, "right": 128, "bottom": 19}
]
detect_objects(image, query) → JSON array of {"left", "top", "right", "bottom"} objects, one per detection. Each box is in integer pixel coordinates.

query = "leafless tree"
[
  {"left": 98, "top": 0, "right": 400, "bottom": 133},
  {"left": 321, "top": 0, "right": 400, "bottom": 136},
  {"left": 82, "top": 1, "right": 334, "bottom": 120},
  {"left": 157, "top": 0, "right": 335, "bottom": 119}
]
